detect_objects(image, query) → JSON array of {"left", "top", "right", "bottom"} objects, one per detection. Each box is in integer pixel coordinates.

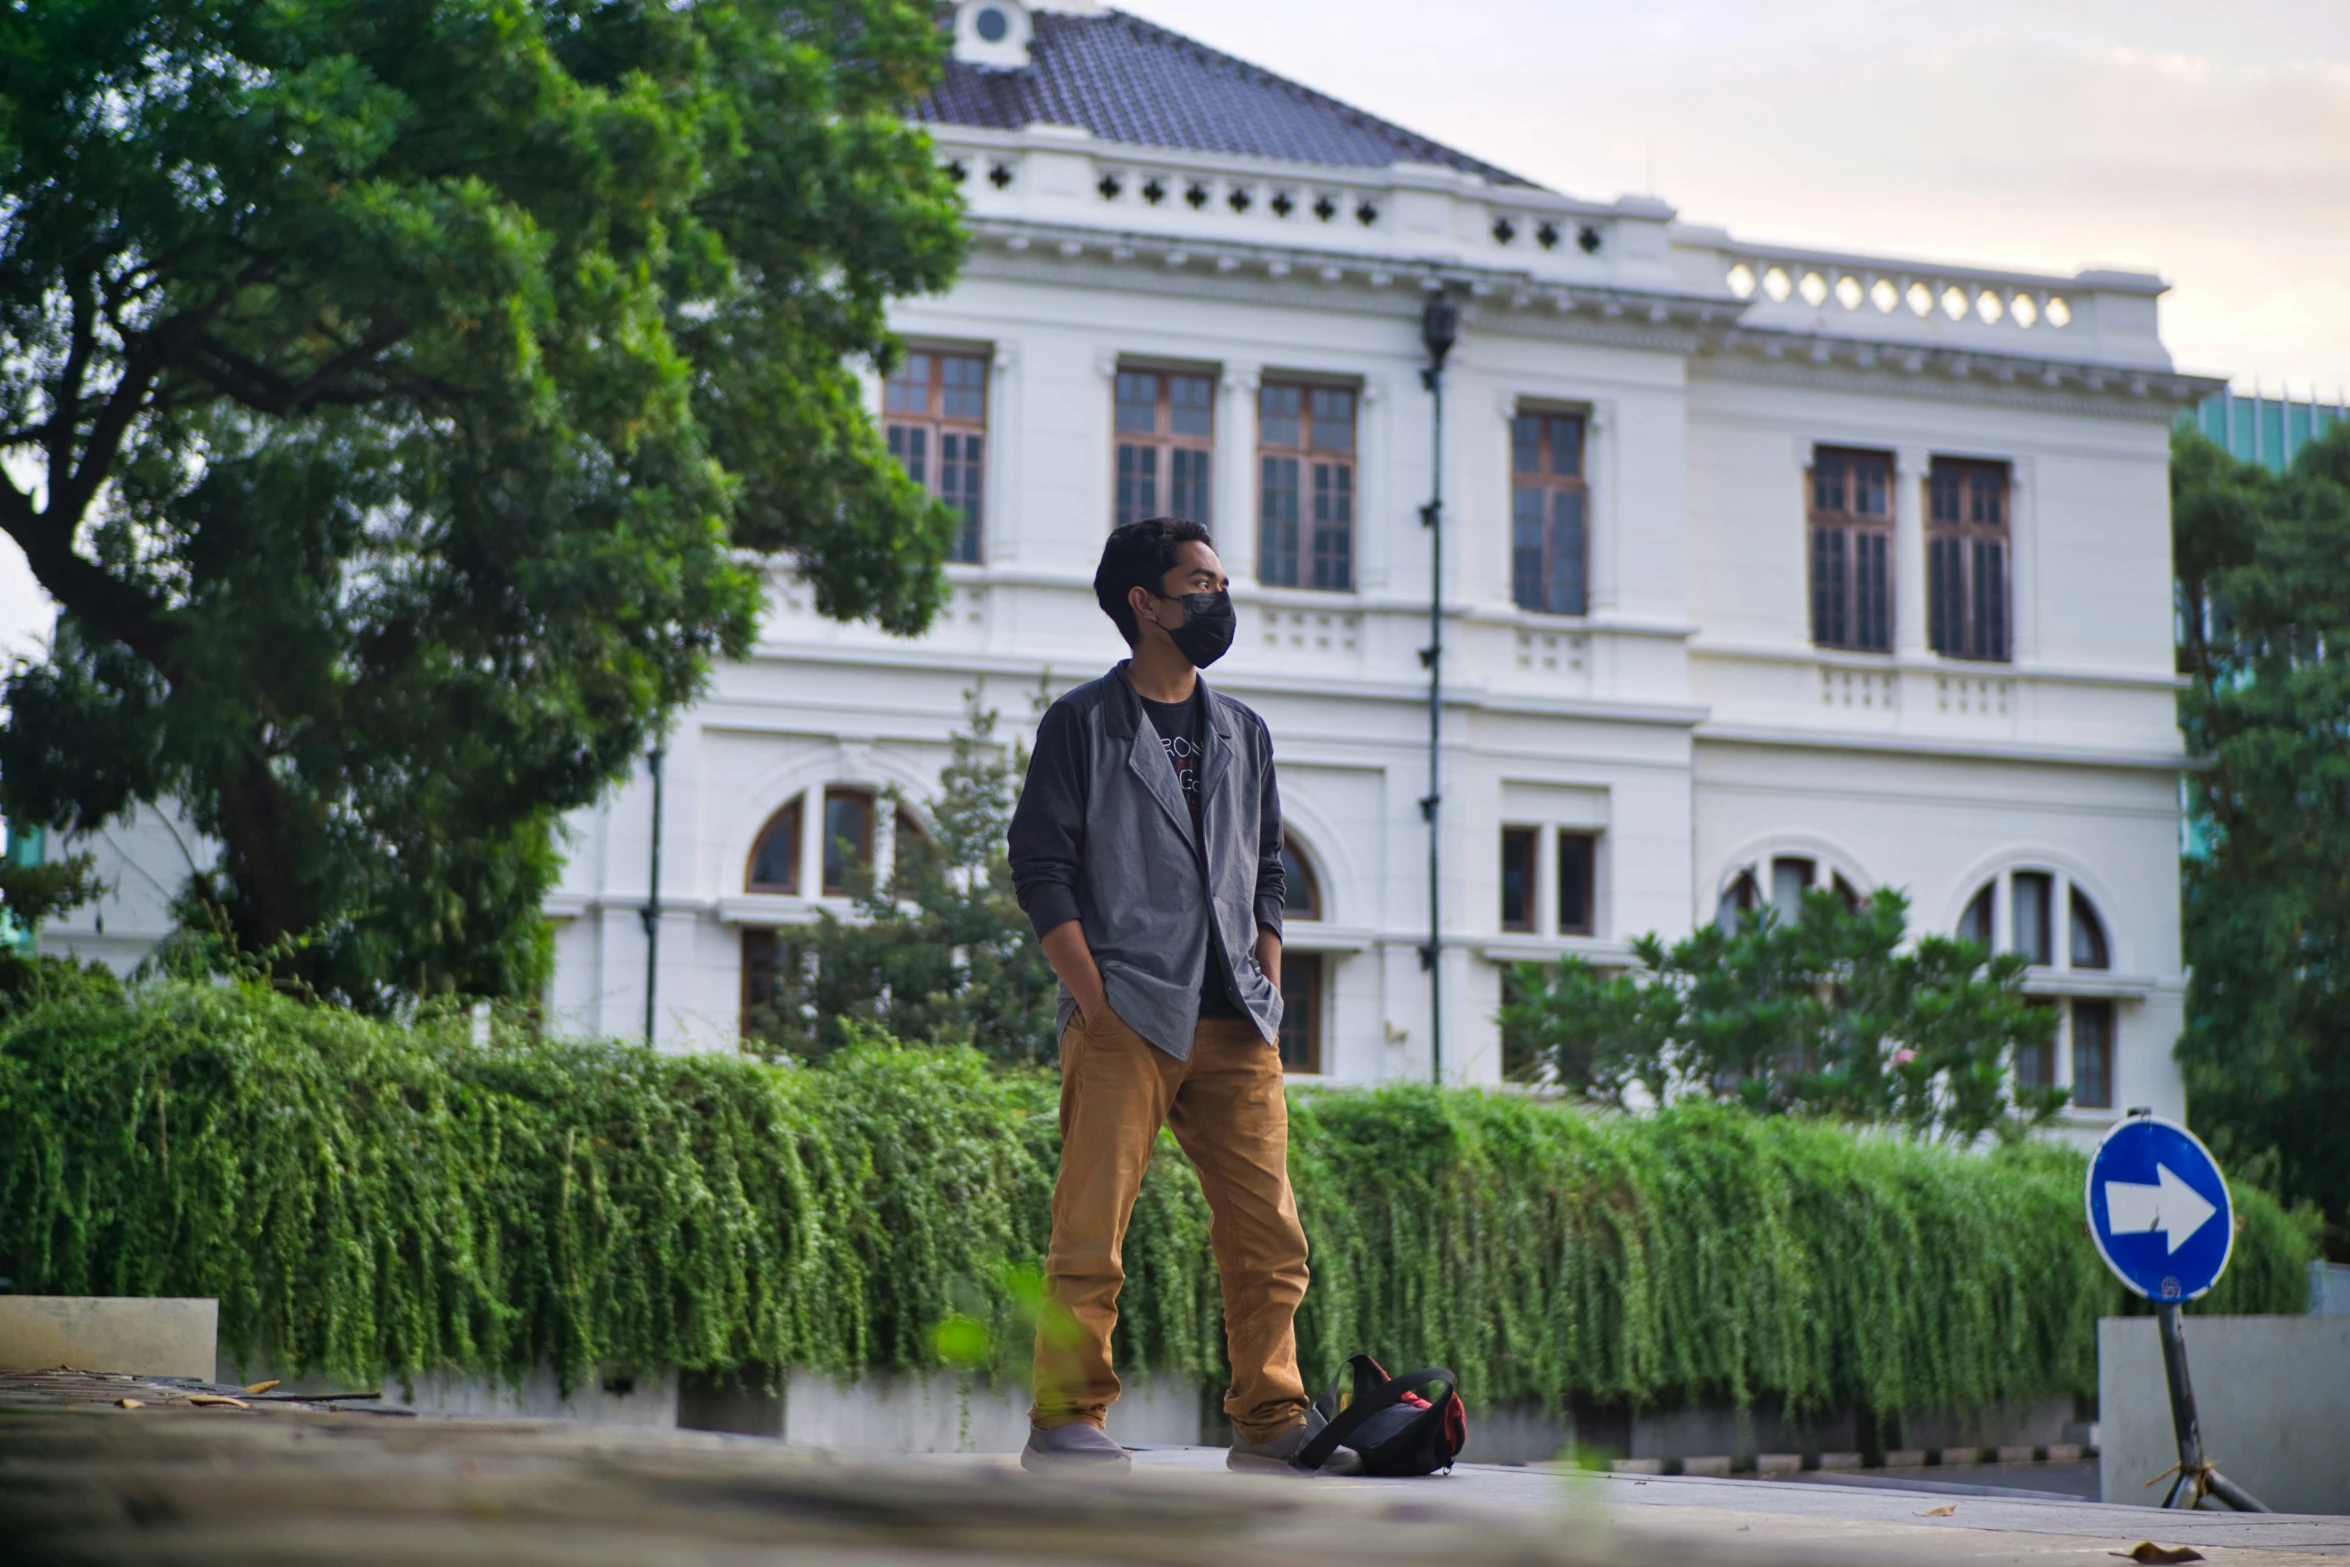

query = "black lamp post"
[
  {"left": 1418, "top": 288, "right": 1457, "bottom": 1085},
  {"left": 642, "top": 741, "right": 665, "bottom": 1048}
]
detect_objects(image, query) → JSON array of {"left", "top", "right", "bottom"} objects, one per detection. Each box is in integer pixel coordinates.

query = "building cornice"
[
  {"left": 1696, "top": 329, "right": 2222, "bottom": 420},
  {"left": 1695, "top": 722, "right": 2191, "bottom": 772},
  {"left": 953, "top": 218, "right": 2220, "bottom": 412},
  {"left": 957, "top": 218, "right": 1735, "bottom": 345},
  {"left": 728, "top": 636, "right": 1713, "bottom": 728},
  {"left": 1689, "top": 638, "right": 2188, "bottom": 693}
]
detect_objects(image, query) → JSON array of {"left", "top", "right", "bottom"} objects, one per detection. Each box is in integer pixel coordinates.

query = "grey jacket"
[{"left": 1008, "top": 663, "right": 1285, "bottom": 1058}]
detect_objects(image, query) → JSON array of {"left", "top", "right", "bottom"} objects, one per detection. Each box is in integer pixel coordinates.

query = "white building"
[{"left": 48, "top": 0, "right": 2217, "bottom": 1137}]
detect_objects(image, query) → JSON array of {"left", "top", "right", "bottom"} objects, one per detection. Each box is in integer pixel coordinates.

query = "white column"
[
  {"left": 2008, "top": 455, "right": 2037, "bottom": 665},
  {"left": 1091, "top": 348, "right": 1123, "bottom": 548},
  {"left": 2054, "top": 874, "right": 2074, "bottom": 971},
  {"left": 799, "top": 785, "right": 826, "bottom": 899},
  {"left": 1534, "top": 823, "right": 1558, "bottom": 938},
  {"left": 1218, "top": 362, "right": 1261, "bottom": 581},
  {"left": 1894, "top": 446, "right": 1930, "bottom": 658},
  {"left": 873, "top": 804, "right": 899, "bottom": 893},
  {"left": 986, "top": 340, "right": 1022, "bottom": 565},
  {"left": 1586, "top": 401, "right": 1617, "bottom": 614},
  {"left": 1357, "top": 373, "right": 1390, "bottom": 591}
]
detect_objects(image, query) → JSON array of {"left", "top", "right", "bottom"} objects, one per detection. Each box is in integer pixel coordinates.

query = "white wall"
[
  {"left": 529, "top": 229, "right": 2190, "bottom": 1129},
  {"left": 2101, "top": 1315, "right": 2350, "bottom": 1515},
  {"left": 36, "top": 130, "right": 2197, "bottom": 1133}
]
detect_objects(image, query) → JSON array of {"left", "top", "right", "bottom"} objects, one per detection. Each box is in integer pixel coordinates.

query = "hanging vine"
[{"left": 0, "top": 983, "right": 2314, "bottom": 1420}]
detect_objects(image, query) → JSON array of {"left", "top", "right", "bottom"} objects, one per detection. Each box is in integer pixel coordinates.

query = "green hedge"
[{"left": 0, "top": 983, "right": 2314, "bottom": 1418}]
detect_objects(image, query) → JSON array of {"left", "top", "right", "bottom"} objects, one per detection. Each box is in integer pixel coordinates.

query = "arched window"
[
  {"left": 1955, "top": 866, "right": 2123, "bottom": 1114},
  {"left": 1280, "top": 834, "right": 1321, "bottom": 921},
  {"left": 1276, "top": 833, "right": 1326, "bottom": 1075},
  {"left": 1716, "top": 869, "right": 1760, "bottom": 932},
  {"left": 747, "top": 802, "right": 802, "bottom": 894},
  {"left": 1716, "top": 853, "right": 1859, "bottom": 932},
  {"left": 821, "top": 788, "right": 875, "bottom": 897},
  {"left": 887, "top": 804, "right": 928, "bottom": 895},
  {"left": 1954, "top": 869, "right": 2112, "bottom": 972},
  {"left": 2012, "top": 871, "right": 2054, "bottom": 964},
  {"left": 1956, "top": 881, "right": 1994, "bottom": 947},
  {"left": 2070, "top": 887, "right": 2110, "bottom": 970}
]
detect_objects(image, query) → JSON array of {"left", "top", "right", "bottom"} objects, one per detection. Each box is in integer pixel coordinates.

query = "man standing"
[{"left": 1009, "top": 516, "right": 1340, "bottom": 1474}]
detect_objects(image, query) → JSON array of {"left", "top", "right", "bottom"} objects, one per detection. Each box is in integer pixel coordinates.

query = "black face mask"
[{"left": 1155, "top": 589, "right": 1236, "bottom": 669}]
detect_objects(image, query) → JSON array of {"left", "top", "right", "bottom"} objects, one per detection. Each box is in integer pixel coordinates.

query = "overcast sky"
[
  {"left": 4, "top": 1, "right": 2344, "bottom": 660},
  {"left": 1122, "top": 0, "right": 2350, "bottom": 395}
]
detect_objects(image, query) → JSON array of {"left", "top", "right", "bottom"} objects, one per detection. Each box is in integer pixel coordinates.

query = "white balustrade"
[{"left": 1702, "top": 240, "right": 2173, "bottom": 369}]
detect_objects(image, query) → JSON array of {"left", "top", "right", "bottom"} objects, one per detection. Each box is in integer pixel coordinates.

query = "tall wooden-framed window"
[
  {"left": 1928, "top": 457, "right": 2010, "bottom": 661},
  {"left": 1500, "top": 827, "right": 1538, "bottom": 932},
  {"left": 741, "top": 927, "right": 798, "bottom": 1041},
  {"left": 1114, "top": 369, "right": 1215, "bottom": 526},
  {"left": 1278, "top": 952, "right": 1324, "bottom": 1074},
  {"left": 1511, "top": 410, "right": 1587, "bottom": 616},
  {"left": 747, "top": 801, "right": 803, "bottom": 895},
  {"left": 1556, "top": 831, "right": 1596, "bottom": 936},
  {"left": 1807, "top": 447, "right": 1892, "bottom": 650},
  {"left": 887, "top": 805, "right": 927, "bottom": 897},
  {"left": 2071, "top": 999, "right": 2115, "bottom": 1108},
  {"left": 1258, "top": 382, "right": 1356, "bottom": 590},
  {"left": 2015, "top": 999, "right": 2058, "bottom": 1094},
  {"left": 884, "top": 349, "right": 988, "bottom": 564},
  {"left": 819, "top": 789, "right": 875, "bottom": 898},
  {"left": 1499, "top": 965, "right": 1542, "bottom": 1082}
]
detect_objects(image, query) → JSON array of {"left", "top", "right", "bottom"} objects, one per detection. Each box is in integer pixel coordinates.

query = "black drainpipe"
[
  {"left": 1418, "top": 287, "right": 1458, "bottom": 1085},
  {"left": 642, "top": 742, "right": 665, "bottom": 1049}
]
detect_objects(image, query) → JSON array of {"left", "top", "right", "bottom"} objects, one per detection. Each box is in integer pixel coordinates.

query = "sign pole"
[
  {"left": 2153, "top": 1303, "right": 2267, "bottom": 1512},
  {"left": 2083, "top": 1112, "right": 2270, "bottom": 1514}
]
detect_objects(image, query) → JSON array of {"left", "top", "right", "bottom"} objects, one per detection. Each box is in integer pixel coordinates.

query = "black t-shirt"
[{"left": 1138, "top": 687, "right": 1242, "bottom": 1018}]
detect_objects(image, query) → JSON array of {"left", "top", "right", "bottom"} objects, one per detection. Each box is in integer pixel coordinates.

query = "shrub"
[
  {"left": 0, "top": 983, "right": 2313, "bottom": 1421},
  {"left": 1497, "top": 888, "right": 2064, "bottom": 1143}
]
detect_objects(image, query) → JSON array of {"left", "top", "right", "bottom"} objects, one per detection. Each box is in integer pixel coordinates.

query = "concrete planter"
[
  {"left": 2101, "top": 1314, "right": 2350, "bottom": 1515},
  {"left": 0, "top": 1297, "right": 217, "bottom": 1381}
]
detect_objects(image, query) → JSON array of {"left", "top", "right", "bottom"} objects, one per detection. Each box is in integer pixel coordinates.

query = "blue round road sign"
[{"left": 2085, "top": 1115, "right": 2233, "bottom": 1302}]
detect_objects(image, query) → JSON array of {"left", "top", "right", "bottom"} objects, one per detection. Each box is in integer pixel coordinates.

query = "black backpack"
[{"left": 1294, "top": 1355, "right": 1466, "bottom": 1476}]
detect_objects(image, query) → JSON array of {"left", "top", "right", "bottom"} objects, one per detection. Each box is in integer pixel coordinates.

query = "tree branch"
[
  {"left": 184, "top": 315, "right": 415, "bottom": 417},
  {"left": 46, "top": 270, "right": 98, "bottom": 507},
  {"left": 0, "top": 491, "right": 176, "bottom": 673}
]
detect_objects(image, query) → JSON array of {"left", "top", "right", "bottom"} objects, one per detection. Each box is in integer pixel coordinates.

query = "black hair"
[{"left": 1094, "top": 516, "right": 1213, "bottom": 647}]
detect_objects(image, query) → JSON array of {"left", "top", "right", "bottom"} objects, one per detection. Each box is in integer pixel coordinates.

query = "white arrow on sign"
[{"left": 2103, "top": 1164, "right": 2217, "bottom": 1254}]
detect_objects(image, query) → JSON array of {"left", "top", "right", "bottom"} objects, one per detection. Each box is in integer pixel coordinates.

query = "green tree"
[
  {"left": 1496, "top": 888, "right": 2063, "bottom": 1143},
  {"left": 2173, "top": 420, "right": 2350, "bottom": 1229},
  {"left": 0, "top": 844, "right": 119, "bottom": 1009},
  {"left": 0, "top": 0, "right": 964, "bottom": 1006},
  {"left": 745, "top": 688, "right": 1060, "bottom": 1066}
]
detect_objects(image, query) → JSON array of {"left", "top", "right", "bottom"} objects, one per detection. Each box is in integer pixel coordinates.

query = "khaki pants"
[{"left": 1029, "top": 1007, "right": 1311, "bottom": 1442}]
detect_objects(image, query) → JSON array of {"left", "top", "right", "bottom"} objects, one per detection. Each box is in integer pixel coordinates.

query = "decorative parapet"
[
  {"left": 922, "top": 122, "right": 2215, "bottom": 393},
  {"left": 1671, "top": 226, "right": 2177, "bottom": 373},
  {"left": 926, "top": 122, "right": 1686, "bottom": 294}
]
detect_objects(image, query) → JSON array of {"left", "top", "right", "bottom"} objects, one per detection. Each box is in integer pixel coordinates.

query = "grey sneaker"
[
  {"left": 1020, "top": 1421, "right": 1132, "bottom": 1473},
  {"left": 1227, "top": 1412, "right": 1363, "bottom": 1475}
]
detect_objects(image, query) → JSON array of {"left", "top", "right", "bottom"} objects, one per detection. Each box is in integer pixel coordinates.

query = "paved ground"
[
  {"left": 3, "top": 1371, "right": 2343, "bottom": 1566},
  {"left": 1771, "top": 1459, "right": 2102, "bottom": 1503},
  {"left": 1117, "top": 1448, "right": 2350, "bottom": 1563}
]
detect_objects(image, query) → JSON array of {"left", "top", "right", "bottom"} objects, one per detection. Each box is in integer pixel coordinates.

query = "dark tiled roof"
[{"left": 916, "top": 9, "right": 1534, "bottom": 187}]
